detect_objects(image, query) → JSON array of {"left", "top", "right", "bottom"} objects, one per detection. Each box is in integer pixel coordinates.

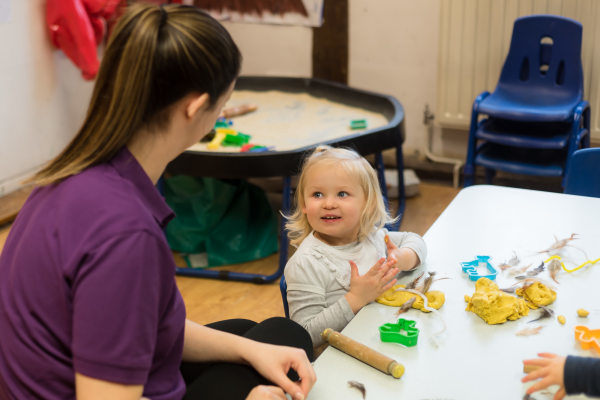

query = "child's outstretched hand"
[
  {"left": 385, "top": 235, "right": 419, "bottom": 271},
  {"left": 345, "top": 258, "right": 398, "bottom": 313},
  {"left": 522, "top": 353, "right": 566, "bottom": 400}
]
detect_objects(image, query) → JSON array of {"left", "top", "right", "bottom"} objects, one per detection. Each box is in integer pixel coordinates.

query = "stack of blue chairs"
[{"left": 464, "top": 15, "right": 590, "bottom": 187}]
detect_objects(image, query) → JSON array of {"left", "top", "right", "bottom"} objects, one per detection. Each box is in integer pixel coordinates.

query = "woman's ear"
[{"left": 185, "top": 93, "right": 210, "bottom": 119}]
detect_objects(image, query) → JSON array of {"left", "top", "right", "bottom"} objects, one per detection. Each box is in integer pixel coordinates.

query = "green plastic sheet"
[{"left": 164, "top": 176, "right": 278, "bottom": 267}]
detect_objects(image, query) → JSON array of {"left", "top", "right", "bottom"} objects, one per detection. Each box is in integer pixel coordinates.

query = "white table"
[{"left": 309, "top": 185, "right": 600, "bottom": 400}]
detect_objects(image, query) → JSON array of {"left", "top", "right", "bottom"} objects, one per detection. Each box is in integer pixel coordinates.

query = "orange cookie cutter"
[{"left": 574, "top": 325, "right": 600, "bottom": 353}]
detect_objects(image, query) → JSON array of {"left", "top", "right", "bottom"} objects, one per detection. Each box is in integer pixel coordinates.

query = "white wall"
[
  {"left": 224, "top": 0, "right": 452, "bottom": 157},
  {"left": 349, "top": 0, "right": 444, "bottom": 155},
  {"left": 1, "top": 1, "right": 457, "bottom": 196},
  {"left": 0, "top": 0, "right": 94, "bottom": 196},
  {"left": 222, "top": 21, "right": 312, "bottom": 77}
]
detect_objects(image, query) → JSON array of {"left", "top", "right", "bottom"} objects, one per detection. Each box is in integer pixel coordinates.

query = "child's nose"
[{"left": 323, "top": 196, "right": 337, "bottom": 208}]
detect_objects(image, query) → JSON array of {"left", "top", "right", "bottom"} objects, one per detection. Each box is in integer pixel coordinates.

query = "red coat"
[
  {"left": 46, "top": 0, "right": 123, "bottom": 80},
  {"left": 46, "top": 0, "right": 185, "bottom": 80}
]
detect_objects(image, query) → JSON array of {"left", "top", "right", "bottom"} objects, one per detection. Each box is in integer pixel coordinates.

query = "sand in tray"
[{"left": 188, "top": 90, "right": 390, "bottom": 153}]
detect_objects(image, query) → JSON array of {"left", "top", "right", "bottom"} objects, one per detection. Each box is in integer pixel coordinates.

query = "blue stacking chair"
[
  {"left": 563, "top": 148, "right": 600, "bottom": 197},
  {"left": 464, "top": 15, "right": 590, "bottom": 187},
  {"left": 279, "top": 274, "right": 290, "bottom": 318}
]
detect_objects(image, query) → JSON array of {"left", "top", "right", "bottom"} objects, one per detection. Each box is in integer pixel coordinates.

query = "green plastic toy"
[
  {"left": 222, "top": 132, "right": 251, "bottom": 146},
  {"left": 350, "top": 119, "right": 367, "bottom": 130},
  {"left": 214, "top": 119, "right": 231, "bottom": 129},
  {"left": 379, "top": 318, "right": 419, "bottom": 346}
]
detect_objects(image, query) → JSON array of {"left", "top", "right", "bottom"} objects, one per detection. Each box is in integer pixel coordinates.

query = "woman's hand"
[
  {"left": 385, "top": 235, "right": 419, "bottom": 272},
  {"left": 522, "top": 353, "right": 566, "bottom": 400},
  {"left": 246, "top": 385, "right": 287, "bottom": 400},
  {"left": 345, "top": 257, "right": 398, "bottom": 313},
  {"left": 243, "top": 341, "right": 316, "bottom": 400}
]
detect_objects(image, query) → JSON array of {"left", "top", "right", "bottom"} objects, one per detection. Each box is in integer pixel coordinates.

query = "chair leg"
[
  {"left": 280, "top": 274, "right": 289, "bottom": 318},
  {"left": 464, "top": 112, "right": 480, "bottom": 187},
  {"left": 484, "top": 168, "right": 496, "bottom": 184},
  {"left": 374, "top": 152, "right": 389, "bottom": 211},
  {"left": 374, "top": 149, "right": 404, "bottom": 232},
  {"left": 584, "top": 104, "right": 591, "bottom": 148},
  {"left": 394, "top": 145, "right": 405, "bottom": 231},
  {"left": 563, "top": 102, "right": 591, "bottom": 187},
  {"left": 465, "top": 92, "right": 490, "bottom": 187}
]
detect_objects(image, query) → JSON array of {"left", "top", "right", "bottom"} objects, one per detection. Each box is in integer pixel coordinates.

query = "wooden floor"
[{"left": 0, "top": 181, "right": 459, "bottom": 325}]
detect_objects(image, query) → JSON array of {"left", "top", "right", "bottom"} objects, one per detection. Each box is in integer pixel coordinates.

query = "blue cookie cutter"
[
  {"left": 379, "top": 318, "right": 419, "bottom": 347},
  {"left": 460, "top": 255, "right": 498, "bottom": 281}
]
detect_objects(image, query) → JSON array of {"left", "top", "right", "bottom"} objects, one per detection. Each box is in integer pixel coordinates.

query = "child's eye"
[
  {"left": 312, "top": 192, "right": 323, "bottom": 198},
  {"left": 338, "top": 191, "right": 349, "bottom": 198}
]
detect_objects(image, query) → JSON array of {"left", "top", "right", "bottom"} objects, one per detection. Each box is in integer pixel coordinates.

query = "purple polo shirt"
[{"left": 0, "top": 148, "right": 186, "bottom": 399}]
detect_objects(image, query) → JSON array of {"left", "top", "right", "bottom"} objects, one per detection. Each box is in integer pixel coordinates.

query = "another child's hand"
[
  {"left": 522, "top": 353, "right": 566, "bottom": 400},
  {"left": 345, "top": 258, "right": 398, "bottom": 313},
  {"left": 385, "top": 235, "right": 419, "bottom": 271}
]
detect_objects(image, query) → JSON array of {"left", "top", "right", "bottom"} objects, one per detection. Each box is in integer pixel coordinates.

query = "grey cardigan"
[{"left": 284, "top": 228, "right": 427, "bottom": 346}]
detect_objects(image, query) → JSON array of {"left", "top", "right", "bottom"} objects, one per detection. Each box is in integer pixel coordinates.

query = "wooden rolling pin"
[
  {"left": 321, "top": 328, "right": 405, "bottom": 379},
  {"left": 220, "top": 104, "right": 257, "bottom": 118}
]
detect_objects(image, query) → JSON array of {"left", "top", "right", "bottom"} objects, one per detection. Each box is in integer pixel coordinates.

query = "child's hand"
[
  {"left": 522, "top": 353, "right": 566, "bottom": 400},
  {"left": 385, "top": 235, "right": 419, "bottom": 271},
  {"left": 345, "top": 258, "right": 398, "bottom": 313}
]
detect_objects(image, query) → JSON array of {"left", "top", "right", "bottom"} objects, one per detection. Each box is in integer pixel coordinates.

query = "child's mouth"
[{"left": 321, "top": 215, "right": 341, "bottom": 221}]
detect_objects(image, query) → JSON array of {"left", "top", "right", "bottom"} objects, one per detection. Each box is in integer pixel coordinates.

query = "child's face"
[{"left": 302, "top": 162, "right": 366, "bottom": 246}]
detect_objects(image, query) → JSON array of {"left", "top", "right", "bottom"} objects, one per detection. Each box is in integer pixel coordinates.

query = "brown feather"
[
  {"left": 396, "top": 297, "right": 416, "bottom": 316},
  {"left": 348, "top": 381, "right": 366, "bottom": 399}
]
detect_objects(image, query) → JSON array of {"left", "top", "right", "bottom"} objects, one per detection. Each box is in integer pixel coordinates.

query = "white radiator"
[{"left": 437, "top": 0, "right": 600, "bottom": 139}]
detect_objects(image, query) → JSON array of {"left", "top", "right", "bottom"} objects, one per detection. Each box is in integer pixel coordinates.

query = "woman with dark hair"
[{"left": 0, "top": 4, "right": 315, "bottom": 399}]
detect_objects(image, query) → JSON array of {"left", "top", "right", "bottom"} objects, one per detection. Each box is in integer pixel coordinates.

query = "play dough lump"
[
  {"left": 577, "top": 308, "right": 590, "bottom": 317},
  {"left": 465, "top": 278, "right": 529, "bottom": 324},
  {"left": 515, "top": 281, "right": 556, "bottom": 309},
  {"left": 376, "top": 284, "right": 445, "bottom": 312}
]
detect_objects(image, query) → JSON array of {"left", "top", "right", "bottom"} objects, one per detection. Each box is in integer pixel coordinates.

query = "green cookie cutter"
[{"left": 379, "top": 318, "right": 419, "bottom": 347}]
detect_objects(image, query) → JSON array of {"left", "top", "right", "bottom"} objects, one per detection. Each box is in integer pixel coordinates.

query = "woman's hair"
[
  {"left": 286, "top": 145, "right": 396, "bottom": 246},
  {"left": 31, "top": 3, "right": 241, "bottom": 186}
]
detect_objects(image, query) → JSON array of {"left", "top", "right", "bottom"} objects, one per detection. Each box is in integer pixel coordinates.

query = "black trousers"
[{"left": 181, "top": 317, "right": 313, "bottom": 399}]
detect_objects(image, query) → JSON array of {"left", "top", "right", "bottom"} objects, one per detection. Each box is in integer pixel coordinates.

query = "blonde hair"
[
  {"left": 30, "top": 4, "right": 241, "bottom": 186},
  {"left": 286, "top": 146, "right": 396, "bottom": 245}
]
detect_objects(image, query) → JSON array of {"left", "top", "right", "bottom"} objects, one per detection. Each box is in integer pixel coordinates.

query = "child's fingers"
[
  {"left": 381, "top": 278, "right": 397, "bottom": 292},
  {"left": 349, "top": 261, "right": 359, "bottom": 278},
  {"left": 385, "top": 234, "right": 399, "bottom": 251},
  {"left": 537, "top": 352, "right": 558, "bottom": 359},
  {"left": 554, "top": 387, "right": 566, "bottom": 400},
  {"left": 521, "top": 369, "right": 544, "bottom": 383},
  {"left": 367, "top": 258, "right": 386, "bottom": 275},
  {"left": 521, "top": 362, "right": 550, "bottom": 383},
  {"left": 526, "top": 376, "right": 553, "bottom": 394},
  {"left": 523, "top": 358, "right": 551, "bottom": 368},
  {"left": 381, "top": 267, "right": 399, "bottom": 284},
  {"left": 376, "top": 258, "right": 397, "bottom": 279}
]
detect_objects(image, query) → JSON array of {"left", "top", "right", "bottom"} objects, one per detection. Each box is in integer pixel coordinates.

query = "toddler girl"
[{"left": 284, "top": 146, "right": 427, "bottom": 346}]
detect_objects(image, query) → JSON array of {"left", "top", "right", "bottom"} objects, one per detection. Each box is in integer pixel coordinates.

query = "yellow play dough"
[
  {"left": 376, "top": 284, "right": 445, "bottom": 312},
  {"left": 557, "top": 315, "right": 566, "bottom": 325},
  {"left": 577, "top": 308, "right": 590, "bottom": 317},
  {"left": 515, "top": 282, "right": 556, "bottom": 309},
  {"left": 465, "top": 278, "right": 529, "bottom": 324}
]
